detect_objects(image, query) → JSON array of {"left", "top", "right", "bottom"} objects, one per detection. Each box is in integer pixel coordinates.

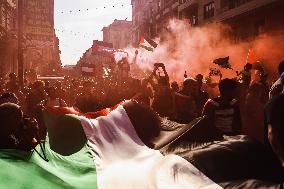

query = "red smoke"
[{"left": 120, "top": 19, "right": 284, "bottom": 83}]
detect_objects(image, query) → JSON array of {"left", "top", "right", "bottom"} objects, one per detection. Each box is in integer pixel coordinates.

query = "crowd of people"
[{"left": 0, "top": 60, "right": 284, "bottom": 169}]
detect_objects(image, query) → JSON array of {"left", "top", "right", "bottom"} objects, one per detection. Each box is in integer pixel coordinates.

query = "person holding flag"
[
  {"left": 213, "top": 56, "right": 232, "bottom": 69},
  {"left": 236, "top": 63, "right": 253, "bottom": 89}
]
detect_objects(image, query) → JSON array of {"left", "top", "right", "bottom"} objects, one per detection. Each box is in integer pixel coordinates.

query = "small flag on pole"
[
  {"left": 213, "top": 56, "right": 232, "bottom": 69},
  {"left": 144, "top": 36, "right": 158, "bottom": 48},
  {"left": 138, "top": 36, "right": 154, "bottom": 52}
]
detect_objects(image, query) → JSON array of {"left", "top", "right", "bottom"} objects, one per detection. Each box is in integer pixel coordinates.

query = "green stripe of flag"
[
  {"left": 138, "top": 44, "right": 154, "bottom": 52},
  {"left": 0, "top": 113, "right": 98, "bottom": 189}
]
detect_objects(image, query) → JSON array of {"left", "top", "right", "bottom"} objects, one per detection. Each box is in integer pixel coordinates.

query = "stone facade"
[
  {"left": 131, "top": 0, "right": 158, "bottom": 45},
  {"left": 0, "top": 0, "right": 62, "bottom": 77},
  {"left": 180, "top": 0, "right": 284, "bottom": 40},
  {"left": 23, "top": 0, "right": 61, "bottom": 75},
  {"left": 102, "top": 19, "right": 132, "bottom": 49},
  {"left": 0, "top": 0, "right": 17, "bottom": 77},
  {"left": 76, "top": 40, "right": 115, "bottom": 77},
  {"left": 131, "top": 0, "right": 284, "bottom": 44}
]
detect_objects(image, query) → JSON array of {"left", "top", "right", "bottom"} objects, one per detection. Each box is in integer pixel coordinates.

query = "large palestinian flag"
[{"left": 0, "top": 104, "right": 221, "bottom": 189}]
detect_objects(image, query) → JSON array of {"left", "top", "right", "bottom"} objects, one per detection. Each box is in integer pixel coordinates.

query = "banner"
[{"left": 213, "top": 56, "right": 232, "bottom": 69}]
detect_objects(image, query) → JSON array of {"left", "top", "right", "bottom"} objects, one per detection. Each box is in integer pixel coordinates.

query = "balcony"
[
  {"left": 166, "top": 0, "right": 179, "bottom": 10},
  {"left": 154, "top": 0, "right": 179, "bottom": 21},
  {"left": 217, "top": 0, "right": 279, "bottom": 21},
  {"left": 163, "top": 0, "right": 179, "bottom": 8}
]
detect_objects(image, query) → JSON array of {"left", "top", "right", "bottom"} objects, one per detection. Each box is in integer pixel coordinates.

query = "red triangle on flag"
[
  {"left": 247, "top": 48, "right": 257, "bottom": 64},
  {"left": 139, "top": 36, "right": 145, "bottom": 44}
]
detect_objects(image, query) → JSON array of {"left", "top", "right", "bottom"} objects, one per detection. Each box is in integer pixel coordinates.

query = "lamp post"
[{"left": 17, "top": 0, "right": 24, "bottom": 88}]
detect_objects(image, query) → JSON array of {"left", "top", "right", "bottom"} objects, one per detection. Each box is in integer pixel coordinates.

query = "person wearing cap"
[{"left": 269, "top": 60, "right": 284, "bottom": 99}]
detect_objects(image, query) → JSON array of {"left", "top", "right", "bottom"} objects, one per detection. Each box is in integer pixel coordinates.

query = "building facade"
[
  {"left": 0, "top": 0, "right": 61, "bottom": 77},
  {"left": 131, "top": 0, "right": 181, "bottom": 45},
  {"left": 179, "top": 0, "right": 284, "bottom": 41},
  {"left": 102, "top": 19, "right": 132, "bottom": 49},
  {"left": 76, "top": 40, "right": 116, "bottom": 77},
  {"left": 131, "top": 0, "right": 156, "bottom": 45},
  {"left": 131, "top": 0, "right": 284, "bottom": 45},
  {"left": 23, "top": 0, "right": 61, "bottom": 75},
  {"left": 0, "top": 0, "right": 17, "bottom": 77}
]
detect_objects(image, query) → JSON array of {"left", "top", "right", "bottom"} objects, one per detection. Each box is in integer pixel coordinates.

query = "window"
[
  {"left": 135, "top": 15, "right": 139, "bottom": 25},
  {"left": 191, "top": 15, "right": 197, "bottom": 25},
  {"left": 7, "top": 12, "right": 11, "bottom": 30},
  {"left": 164, "top": 0, "right": 172, "bottom": 6},
  {"left": 158, "top": 0, "right": 161, "bottom": 11},
  {"left": 228, "top": 0, "right": 252, "bottom": 9},
  {"left": 150, "top": 7, "right": 154, "bottom": 17},
  {"left": 254, "top": 19, "right": 265, "bottom": 36},
  {"left": 0, "top": 6, "right": 6, "bottom": 27},
  {"left": 204, "top": 2, "right": 214, "bottom": 19}
]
